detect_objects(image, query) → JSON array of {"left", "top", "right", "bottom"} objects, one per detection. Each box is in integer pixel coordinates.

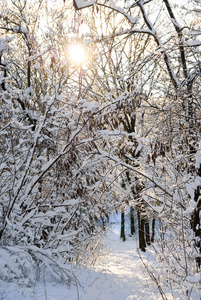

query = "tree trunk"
[
  {"left": 144, "top": 215, "right": 151, "bottom": 246},
  {"left": 151, "top": 217, "right": 155, "bottom": 243},
  {"left": 130, "top": 206, "right": 135, "bottom": 236},
  {"left": 120, "top": 209, "right": 126, "bottom": 242},
  {"left": 0, "top": 55, "right": 6, "bottom": 91}
]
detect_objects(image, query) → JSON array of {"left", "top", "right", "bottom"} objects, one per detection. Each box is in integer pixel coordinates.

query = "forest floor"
[{"left": 0, "top": 217, "right": 181, "bottom": 300}]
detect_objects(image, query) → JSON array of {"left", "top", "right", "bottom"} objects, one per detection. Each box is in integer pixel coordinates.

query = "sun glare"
[{"left": 68, "top": 44, "right": 87, "bottom": 65}]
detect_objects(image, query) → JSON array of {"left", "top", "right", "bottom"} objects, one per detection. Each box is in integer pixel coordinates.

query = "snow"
[
  {"left": 80, "top": 99, "right": 99, "bottom": 112},
  {"left": 185, "top": 40, "right": 201, "bottom": 47},
  {"left": 187, "top": 273, "right": 201, "bottom": 283},
  {"left": 0, "top": 216, "right": 179, "bottom": 300},
  {"left": 74, "top": 0, "right": 96, "bottom": 10},
  {"left": 185, "top": 30, "right": 201, "bottom": 36},
  {"left": 107, "top": 0, "right": 137, "bottom": 24},
  {"left": 13, "top": 27, "right": 28, "bottom": 34},
  {"left": 74, "top": 0, "right": 137, "bottom": 24}
]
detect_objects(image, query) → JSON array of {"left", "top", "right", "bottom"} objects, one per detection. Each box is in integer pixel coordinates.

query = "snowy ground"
[{"left": 0, "top": 218, "right": 182, "bottom": 300}]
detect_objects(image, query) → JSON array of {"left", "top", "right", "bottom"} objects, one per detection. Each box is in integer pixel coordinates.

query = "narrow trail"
[{"left": 76, "top": 223, "right": 169, "bottom": 300}]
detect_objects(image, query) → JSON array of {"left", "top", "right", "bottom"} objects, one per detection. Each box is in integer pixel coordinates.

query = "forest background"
[{"left": 0, "top": 0, "right": 201, "bottom": 298}]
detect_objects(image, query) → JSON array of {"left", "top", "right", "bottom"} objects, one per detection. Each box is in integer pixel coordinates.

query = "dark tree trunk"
[
  {"left": 120, "top": 209, "right": 126, "bottom": 242},
  {"left": 151, "top": 217, "right": 155, "bottom": 243},
  {"left": 28, "top": 60, "right": 31, "bottom": 88},
  {"left": 130, "top": 206, "right": 135, "bottom": 235},
  {"left": 144, "top": 215, "right": 151, "bottom": 246},
  {"left": 0, "top": 55, "right": 6, "bottom": 91},
  {"left": 140, "top": 217, "right": 146, "bottom": 252}
]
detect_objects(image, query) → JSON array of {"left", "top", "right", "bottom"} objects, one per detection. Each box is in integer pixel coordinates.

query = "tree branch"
[{"left": 163, "top": 0, "right": 188, "bottom": 81}]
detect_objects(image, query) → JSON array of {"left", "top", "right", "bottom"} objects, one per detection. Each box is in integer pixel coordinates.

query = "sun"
[{"left": 68, "top": 44, "right": 87, "bottom": 65}]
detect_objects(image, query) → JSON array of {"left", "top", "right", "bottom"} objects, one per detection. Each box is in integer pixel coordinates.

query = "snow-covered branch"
[
  {"left": 73, "top": 0, "right": 96, "bottom": 10},
  {"left": 99, "top": 150, "right": 173, "bottom": 198},
  {"left": 137, "top": 0, "right": 180, "bottom": 88}
]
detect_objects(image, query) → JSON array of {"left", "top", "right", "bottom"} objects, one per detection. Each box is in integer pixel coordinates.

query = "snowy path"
[
  {"left": 0, "top": 223, "right": 174, "bottom": 300},
  {"left": 75, "top": 224, "right": 164, "bottom": 300}
]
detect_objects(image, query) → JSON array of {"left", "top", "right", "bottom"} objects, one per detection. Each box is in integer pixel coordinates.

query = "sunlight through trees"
[{"left": 0, "top": 0, "right": 201, "bottom": 298}]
